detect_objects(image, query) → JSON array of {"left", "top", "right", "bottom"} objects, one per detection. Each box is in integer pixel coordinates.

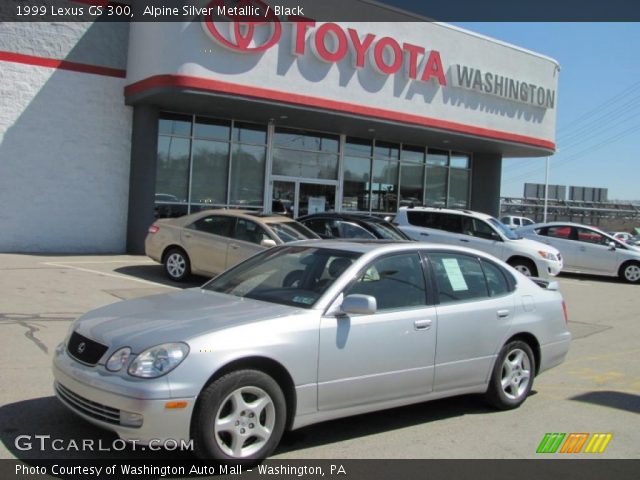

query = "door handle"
[
  {"left": 420, "top": 232, "right": 430, "bottom": 237},
  {"left": 459, "top": 238, "right": 470, "bottom": 243},
  {"left": 579, "top": 246, "right": 586, "bottom": 251},
  {"left": 414, "top": 319, "right": 432, "bottom": 330},
  {"left": 184, "top": 233, "right": 192, "bottom": 239},
  {"left": 230, "top": 244, "right": 239, "bottom": 250},
  {"left": 497, "top": 309, "right": 510, "bottom": 319}
]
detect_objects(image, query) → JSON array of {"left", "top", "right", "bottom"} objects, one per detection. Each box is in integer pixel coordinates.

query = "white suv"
[{"left": 395, "top": 207, "right": 563, "bottom": 278}]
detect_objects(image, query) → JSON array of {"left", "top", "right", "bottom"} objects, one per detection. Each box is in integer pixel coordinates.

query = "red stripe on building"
[
  {"left": 125, "top": 74, "right": 556, "bottom": 151},
  {"left": 0, "top": 51, "right": 126, "bottom": 79}
]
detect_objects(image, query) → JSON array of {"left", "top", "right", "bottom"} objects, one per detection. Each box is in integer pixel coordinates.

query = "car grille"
[
  {"left": 55, "top": 382, "right": 121, "bottom": 425},
  {"left": 67, "top": 331, "right": 108, "bottom": 365}
]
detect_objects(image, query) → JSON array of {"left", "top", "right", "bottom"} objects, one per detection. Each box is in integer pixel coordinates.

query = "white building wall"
[{"left": 0, "top": 21, "right": 132, "bottom": 252}]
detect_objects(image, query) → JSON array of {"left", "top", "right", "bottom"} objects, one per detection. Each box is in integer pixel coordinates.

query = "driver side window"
[{"left": 344, "top": 253, "right": 427, "bottom": 311}]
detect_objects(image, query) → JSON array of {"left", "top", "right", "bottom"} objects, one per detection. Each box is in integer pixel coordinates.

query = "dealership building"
[{"left": 0, "top": 1, "right": 559, "bottom": 253}]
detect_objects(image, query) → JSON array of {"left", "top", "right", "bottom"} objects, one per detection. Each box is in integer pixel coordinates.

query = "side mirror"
[
  {"left": 260, "top": 238, "right": 277, "bottom": 248},
  {"left": 340, "top": 294, "right": 377, "bottom": 316},
  {"left": 608, "top": 241, "right": 616, "bottom": 251}
]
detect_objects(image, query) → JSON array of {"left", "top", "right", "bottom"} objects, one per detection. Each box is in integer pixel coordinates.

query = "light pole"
[{"left": 543, "top": 156, "right": 550, "bottom": 223}]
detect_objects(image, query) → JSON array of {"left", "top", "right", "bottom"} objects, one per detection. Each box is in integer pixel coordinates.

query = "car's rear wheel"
[
  {"left": 485, "top": 340, "right": 535, "bottom": 410},
  {"left": 164, "top": 248, "right": 191, "bottom": 281},
  {"left": 192, "top": 370, "right": 286, "bottom": 462},
  {"left": 508, "top": 258, "right": 538, "bottom": 277},
  {"left": 619, "top": 262, "right": 640, "bottom": 283}
]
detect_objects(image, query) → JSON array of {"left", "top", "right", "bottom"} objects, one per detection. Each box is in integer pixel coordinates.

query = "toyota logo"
[
  {"left": 77, "top": 342, "right": 86, "bottom": 354},
  {"left": 202, "top": 0, "right": 281, "bottom": 53}
]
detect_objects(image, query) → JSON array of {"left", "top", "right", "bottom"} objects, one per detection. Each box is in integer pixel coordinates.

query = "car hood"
[
  {"left": 510, "top": 236, "right": 561, "bottom": 256},
  {"left": 72, "top": 288, "right": 301, "bottom": 352}
]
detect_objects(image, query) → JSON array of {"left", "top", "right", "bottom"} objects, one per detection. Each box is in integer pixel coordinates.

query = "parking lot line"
[{"left": 42, "top": 261, "right": 178, "bottom": 289}]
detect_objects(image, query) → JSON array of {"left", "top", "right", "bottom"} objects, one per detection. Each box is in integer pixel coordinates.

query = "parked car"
[
  {"left": 145, "top": 209, "right": 319, "bottom": 281},
  {"left": 608, "top": 231, "right": 635, "bottom": 245},
  {"left": 516, "top": 222, "right": 640, "bottom": 283},
  {"left": 500, "top": 215, "right": 535, "bottom": 230},
  {"left": 297, "top": 212, "right": 411, "bottom": 241},
  {"left": 53, "top": 241, "right": 571, "bottom": 461},
  {"left": 394, "top": 207, "right": 563, "bottom": 278}
]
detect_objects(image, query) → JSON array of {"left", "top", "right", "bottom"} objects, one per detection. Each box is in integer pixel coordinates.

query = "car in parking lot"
[
  {"left": 394, "top": 207, "right": 563, "bottom": 278},
  {"left": 297, "top": 212, "right": 411, "bottom": 241},
  {"left": 517, "top": 222, "right": 640, "bottom": 283},
  {"left": 500, "top": 215, "right": 535, "bottom": 230},
  {"left": 53, "top": 241, "right": 571, "bottom": 462},
  {"left": 145, "top": 209, "right": 319, "bottom": 281}
]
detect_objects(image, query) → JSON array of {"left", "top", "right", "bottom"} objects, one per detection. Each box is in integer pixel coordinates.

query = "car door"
[
  {"left": 536, "top": 225, "right": 579, "bottom": 269},
  {"left": 460, "top": 217, "right": 504, "bottom": 259},
  {"left": 318, "top": 252, "right": 436, "bottom": 411},
  {"left": 573, "top": 227, "right": 618, "bottom": 275},
  {"left": 225, "top": 218, "right": 272, "bottom": 269},
  {"left": 182, "top": 215, "right": 235, "bottom": 275},
  {"left": 428, "top": 252, "right": 515, "bottom": 391}
]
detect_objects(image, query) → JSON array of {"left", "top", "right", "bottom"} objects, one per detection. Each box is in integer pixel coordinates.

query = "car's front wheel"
[
  {"left": 163, "top": 248, "right": 191, "bottom": 281},
  {"left": 485, "top": 340, "right": 535, "bottom": 410},
  {"left": 508, "top": 258, "right": 538, "bottom": 277},
  {"left": 619, "top": 261, "right": 640, "bottom": 283},
  {"left": 192, "top": 370, "right": 286, "bottom": 462}
]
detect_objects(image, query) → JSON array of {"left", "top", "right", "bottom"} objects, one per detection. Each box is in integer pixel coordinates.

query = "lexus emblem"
[
  {"left": 77, "top": 342, "right": 86, "bottom": 354},
  {"left": 202, "top": 0, "right": 281, "bottom": 53}
]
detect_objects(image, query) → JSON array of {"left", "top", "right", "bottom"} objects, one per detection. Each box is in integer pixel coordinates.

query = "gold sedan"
[{"left": 145, "top": 209, "right": 320, "bottom": 281}]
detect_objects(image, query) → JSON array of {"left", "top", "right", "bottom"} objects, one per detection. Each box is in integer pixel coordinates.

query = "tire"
[
  {"left": 192, "top": 370, "right": 286, "bottom": 462},
  {"left": 485, "top": 340, "right": 535, "bottom": 410},
  {"left": 508, "top": 258, "right": 538, "bottom": 277},
  {"left": 619, "top": 262, "right": 640, "bottom": 284},
  {"left": 163, "top": 248, "right": 191, "bottom": 281}
]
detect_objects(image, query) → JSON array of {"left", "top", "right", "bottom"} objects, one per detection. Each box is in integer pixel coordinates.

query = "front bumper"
[
  {"left": 535, "top": 257, "right": 563, "bottom": 278},
  {"left": 52, "top": 343, "right": 194, "bottom": 444}
]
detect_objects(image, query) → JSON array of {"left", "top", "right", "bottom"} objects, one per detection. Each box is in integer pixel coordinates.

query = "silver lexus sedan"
[{"left": 53, "top": 241, "right": 571, "bottom": 461}]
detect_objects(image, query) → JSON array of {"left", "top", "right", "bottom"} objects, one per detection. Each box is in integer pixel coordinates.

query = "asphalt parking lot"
[{"left": 0, "top": 253, "right": 638, "bottom": 460}]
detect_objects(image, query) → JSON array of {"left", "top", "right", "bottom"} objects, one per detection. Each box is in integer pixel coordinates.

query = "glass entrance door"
[{"left": 272, "top": 179, "right": 336, "bottom": 218}]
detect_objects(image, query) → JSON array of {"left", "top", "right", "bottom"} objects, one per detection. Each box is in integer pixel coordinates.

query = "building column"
[
  {"left": 470, "top": 153, "right": 502, "bottom": 217},
  {"left": 126, "top": 105, "right": 159, "bottom": 254}
]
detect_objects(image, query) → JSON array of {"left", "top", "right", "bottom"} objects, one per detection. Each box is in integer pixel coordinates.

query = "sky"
[{"left": 454, "top": 23, "right": 640, "bottom": 201}]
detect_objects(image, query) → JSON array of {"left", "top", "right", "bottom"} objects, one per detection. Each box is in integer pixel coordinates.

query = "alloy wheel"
[{"left": 500, "top": 348, "right": 532, "bottom": 401}]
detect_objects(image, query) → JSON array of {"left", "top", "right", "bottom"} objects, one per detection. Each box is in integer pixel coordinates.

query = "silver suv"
[{"left": 395, "top": 207, "right": 563, "bottom": 279}]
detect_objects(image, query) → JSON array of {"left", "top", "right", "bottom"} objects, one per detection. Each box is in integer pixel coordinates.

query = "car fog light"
[{"left": 120, "top": 410, "right": 143, "bottom": 427}]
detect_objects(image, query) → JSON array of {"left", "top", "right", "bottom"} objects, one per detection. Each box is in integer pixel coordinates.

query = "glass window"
[
  {"left": 338, "top": 221, "right": 376, "bottom": 239},
  {"left": 190, "top": 140, "right": 229, "bottom": 205},
  {"left": 342, "top": 155, "right": 371, "bottom": 211},
  {"left": 450, "top": 153, "right": 470, "bottom": 169},
  {"left": 440, "top": 214, "right": 463, "bottom": 234},
  {"left": 191, "top": 215, "right": 235, "bottom": 237},
  {"left": 158, "top": 113, "right": 191, "bottom": 136},
  {"left": 577, "top": 227, "right": 607, "bottom": 245},
  {"left": 401, "top": 145, "right": 426, "bottom": 163},
  {"left": 544, "top": 226, "right": 571, "bottom": 239},
  {"left": 232, "top": 122, "right": 267, "bottom": 144},
  {"left": 272, "top": 148, "right": 338, "bottom": 179},
  {"left": 156, "top": 136, "right": 190, "bottom": 202},
  {"left": 481, "top": 260, "right": 512, "bottom": 297},
  {"left": 302, "top": 218, "right": 334, "bottom": 238},
  {"left": 274, "top": 128, "right": 339, "bottom": 153},
  {"left": 461, "top": 217, "right": 499, "bottom": 240},
  {"left": 193, "top": 117, "right": 230, "bottom": 140},
  {"left": 345, "top": 137, "right": 373, "bottom": 157},
  {"left": 371, "top": 158, "right": 398, "bottom": 212},
  {"left": 429, "top": 253, "right": 489, "bottom": 304},
  {"left": 407, "top": 211, "right": 437, "bottom": 228},
  {"left": 345, "top": 253, "right": 426, "bottom": 310},
  {"left": 448, "top": 168, "right": 469, "bottom": 208},
  {"left": 427, "top": 149, "right": 448, "bottom": 167},
  {"left": 267, "top": 221, "right": 318, "bottom": 242},
  {"left": 373, "top": 141, "right": 399, "bottom": 160},
  {"left": 425, "top": 166, "right": 447, "bottom": 207},
  {"left": 235, "top": 218, "right": 269, "bottom": 245},
  {"left": 400, "top": 162, "right": 424, "bottom": 207},
  {"left": 230, "top": 144, "right": 266, "bottom": 206}
]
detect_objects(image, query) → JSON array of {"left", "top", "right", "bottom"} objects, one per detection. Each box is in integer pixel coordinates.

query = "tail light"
[
  {"left": 148, "top": 225, "right": 160, "bottom": 234},
  {"left": 561, "top": 300, "right": 569, "bottom": 324}
]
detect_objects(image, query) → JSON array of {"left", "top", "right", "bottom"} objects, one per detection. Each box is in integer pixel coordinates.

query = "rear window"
[
  {"left": 407, "top": 211, "right": 439, "bottom": 228},
  {"left": 268, "top": 221, "right": 318, "bottom": 242}
]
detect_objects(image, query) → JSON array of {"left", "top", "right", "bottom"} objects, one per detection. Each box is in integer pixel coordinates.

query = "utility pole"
[{"left": 543, "top": 156, "right": 550, "bottom": 223}]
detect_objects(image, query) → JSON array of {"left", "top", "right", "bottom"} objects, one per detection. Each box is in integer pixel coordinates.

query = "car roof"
[
  {"left": 298, "top": 212, "right": 391, "bottom": 223},
  {"left": 173, "top": 209, "right": 291, "bottom": 224},
  {"left": 398, "top": 206, "right": 493, "bottom": 221}
]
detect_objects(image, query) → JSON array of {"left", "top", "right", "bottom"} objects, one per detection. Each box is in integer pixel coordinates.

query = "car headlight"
[
  {"left": 538, "top": 250, "right": 559, "bottom": 262},
  {"left": 128, "top": 343, "right": 189, "bottom": 378},
  {"left": 106, "top": 347, "right": 132, "bottom": 372}
]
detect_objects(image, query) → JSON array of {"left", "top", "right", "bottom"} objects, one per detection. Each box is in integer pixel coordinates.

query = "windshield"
[
  {"left": 488, "top": 217, "right": 521, "bottom": 240},
  {"left": 267, "top": 221, "right": 319, "bottom": 243},
  {"left": 203, "top": 246, "right": 361, "bottom": 308},
  {"left": 368, "top": 221, "right": 410, "bottom": 240}
]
